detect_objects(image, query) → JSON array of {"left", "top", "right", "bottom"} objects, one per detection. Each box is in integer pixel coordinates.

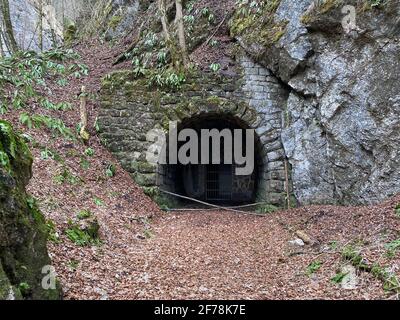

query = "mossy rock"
[
  {"left": 108, "top": 15, "right": 123, "bottom": 30},
  {"left": 229, "top": 0, "right": 287, "bottom": 48},
  {"left": 0, "top": 121, "right": 62, "bottom": 300},
  {"left": 300, "top": 0, "right": 389, "bottom": 27},
  {"left": 63, "top": 19, "right": 77, "bottom": 46}
]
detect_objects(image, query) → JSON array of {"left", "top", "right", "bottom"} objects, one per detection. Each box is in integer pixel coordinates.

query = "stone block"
[{"left": 268, "top": 161, "right": 285, "bottom": 171}]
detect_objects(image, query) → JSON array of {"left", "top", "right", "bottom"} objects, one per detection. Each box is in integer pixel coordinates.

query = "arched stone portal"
[
  {"left": 98, "top": 55, "right": 293, "bottom": 207},
  {"left": 158, "top": 113, "right": 265, "bottom": 204}
]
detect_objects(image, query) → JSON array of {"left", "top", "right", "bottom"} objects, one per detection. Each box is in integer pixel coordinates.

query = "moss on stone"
[
  {"left": 206, "top": 95, "right": 224, "bottom": 107},
  {"left": 230, "top": 0, "right": 287, "bottom": 48},
  {"left": 0, "top": 120, "right": 32, "bottom": 180},
  {"left": 133, "top": 172, "right": 156, "bottom": 186},
  {"left": 132, "top": 161, "right": 157, "bottom": 173},
  {"left": 0, "top": 264, "right": 13, "bottom": 299},
  {"left": 0, "top": 121, "right": 62, "bottom": 300},
  {"left": 300, "top": 0, "right": 342, "bottom": 24},
  {"left": 300, "top": 0, "right": 386, "bottom": 25},
  {"left": 63, "top": 19, "right": 77, "bottom": 46},
  {"left": 142, "top": 186, "right": 159, "bottom": 198},
  {"left": 102, "top": 70, "right": 135, "bottom": 88},
  {"left": 108, "top": 15, "right": 123, "bottom": 31}
]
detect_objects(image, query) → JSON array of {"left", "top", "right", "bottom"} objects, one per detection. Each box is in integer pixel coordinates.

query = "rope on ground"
[{"left": 159, "top": 189, "right": 267, "bottom": 217}]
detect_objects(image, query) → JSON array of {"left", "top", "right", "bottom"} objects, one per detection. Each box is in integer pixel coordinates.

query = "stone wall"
[
  {"left": 239, "top": 56, "right": 290, "bottom": 204},
  {"left": 98, "top": 54, "right": 292, "bottom": 206}
]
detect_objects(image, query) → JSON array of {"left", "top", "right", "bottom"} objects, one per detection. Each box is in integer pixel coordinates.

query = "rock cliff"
[
  {"left": 0, "top": 121, "right": 61, "bottom": 300},
  {"left": 232, "top": 0, "right": 400, "bottom": 204}
]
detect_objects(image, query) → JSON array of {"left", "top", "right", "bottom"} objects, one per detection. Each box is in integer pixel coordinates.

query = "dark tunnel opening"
[{"left": 158, "top": 113, "right": 265, "bottom": 206}]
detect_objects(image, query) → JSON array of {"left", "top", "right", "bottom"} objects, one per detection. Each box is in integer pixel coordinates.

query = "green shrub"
[
  {"left": 210, "top": 63, "right": 221, "bottom": 73},
  {"left": 0, "top": 48, "right": 80, "bottom": 114},
  {"left": 20, "top": 113, "right": 75, "bottom": 140},
  {"left": 84, "top": 148, "right": 95, "bottom": 157},
  {"left": 256, "top": 204, "right": 279, "bottom": 214},
  {"left": 93, "top": 197, "right": 104, "bottom": 206},
  {"left": 80, "top": 158, "right": 90, "bottom": 170},
  {"left": 53, "top": 168, "right": 81, "bottom": 185},
  {"left": 65, "top": 219, "right": 100, "bottom": 247},
  {"left": 65, "top": 226, "right": 93, "bottom": 246},
  {"left": 148, "top": 70, "right": 186, "bottom": 90},
  {"left": 385, "top": 239, "right": 400, "bottom": 258},
  {"left": 18, "top": 282, "right": 31, "bottom": 297},
  {"left": 46, "top": 220, "right": 61, "bottom": 243}
]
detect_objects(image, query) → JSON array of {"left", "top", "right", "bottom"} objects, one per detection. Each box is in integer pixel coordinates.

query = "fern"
[{"left": 19, "top": 113, "right": 75, "bottom": 140}]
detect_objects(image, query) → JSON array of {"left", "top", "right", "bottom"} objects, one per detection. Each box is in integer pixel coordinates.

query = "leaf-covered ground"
[{"left": 50, "top": 198, "right": 400, "bottom": 300}]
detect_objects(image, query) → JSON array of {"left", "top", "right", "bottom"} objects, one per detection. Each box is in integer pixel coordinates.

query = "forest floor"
[
  {"left": 52, "top": 198, "right": 400, "bottom": 300},
  {"left": 2, "top": 38, "right": 400, "bottom": 299}
]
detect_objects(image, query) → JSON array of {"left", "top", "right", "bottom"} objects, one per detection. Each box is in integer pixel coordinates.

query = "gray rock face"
[
  {"left": 103, "top": 0, "right": 140, "bottom": 41},
  {"left": 3, "top": 0, "right": 95, "bottom": 53},
  {"left": 236, "top": 0, "right": 400, "bottom": 205}
]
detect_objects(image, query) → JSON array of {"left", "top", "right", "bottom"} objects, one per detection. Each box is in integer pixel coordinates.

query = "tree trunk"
[
  {"left": 175, "top": 0, "right": 188, "bottom": 67},
  {"left": 158, "top": 0, "right": 171, "bottom": 42},
  {"left": 38, "top": 0, "right": 43, "bottom": 51},
  {"left": 0, "top": 27, "right": 5, "bottom": 57},
  {"left": 0, "top": 0, "right": 18, "bottom": 54},
  {"left": 79, "top": 86, "right": 90, "bottom": 144}
]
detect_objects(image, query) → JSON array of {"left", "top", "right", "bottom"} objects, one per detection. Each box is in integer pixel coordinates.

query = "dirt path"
[
  {"left": 120, "top": 210, "right": 389, "bottom": 300},
  {"left": 52, "top": 205, "right": 397, "bottom": 301},
  {"left": 130, "top": 211, "right": 288, "bottom": 300}
]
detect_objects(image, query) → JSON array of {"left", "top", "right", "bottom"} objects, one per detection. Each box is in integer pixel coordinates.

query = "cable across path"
[{"left": 159, "top": 189, "right": 269, "bottom": 216}]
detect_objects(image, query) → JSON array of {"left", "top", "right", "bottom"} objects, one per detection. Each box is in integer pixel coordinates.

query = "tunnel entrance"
[{"left": 158, "top": 113, "right": 264, "bottom": 205}]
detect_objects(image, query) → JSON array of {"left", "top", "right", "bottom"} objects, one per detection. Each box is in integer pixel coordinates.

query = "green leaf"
[
  {"left": 19, "top": 112, "right": 33, "bottom": 129},
  {"left": 93, "top": 197, "right": 104, "bottom": 206},
  {"left": 105, "top": 163, "right": 116, "bottom": 177},
  {"left": 80, "top": 158, "right": 90, "bottom": 170},
  {"left": 306, "top": 261, "right": 322, "bottom": 276},
  {"left": 331, "top": 272, "right": 348, "bottom": 284}
]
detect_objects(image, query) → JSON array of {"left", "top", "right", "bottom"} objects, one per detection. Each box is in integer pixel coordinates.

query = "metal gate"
[{"left": 206, "top": 164, "right": 233, "bottom": 201}]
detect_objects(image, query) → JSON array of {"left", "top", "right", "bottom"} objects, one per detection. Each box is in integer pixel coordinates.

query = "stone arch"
[
  {"left": 98, "top": 57, "right": 293, "bottom": 207},
  {"left": 157, "top": 109, "right": 266, "bottom": 205}
]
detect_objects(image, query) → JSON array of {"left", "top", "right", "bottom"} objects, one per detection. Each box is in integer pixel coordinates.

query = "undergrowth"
[{"left": 0, "top": 48, "right": 88, "bottom": 142}]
